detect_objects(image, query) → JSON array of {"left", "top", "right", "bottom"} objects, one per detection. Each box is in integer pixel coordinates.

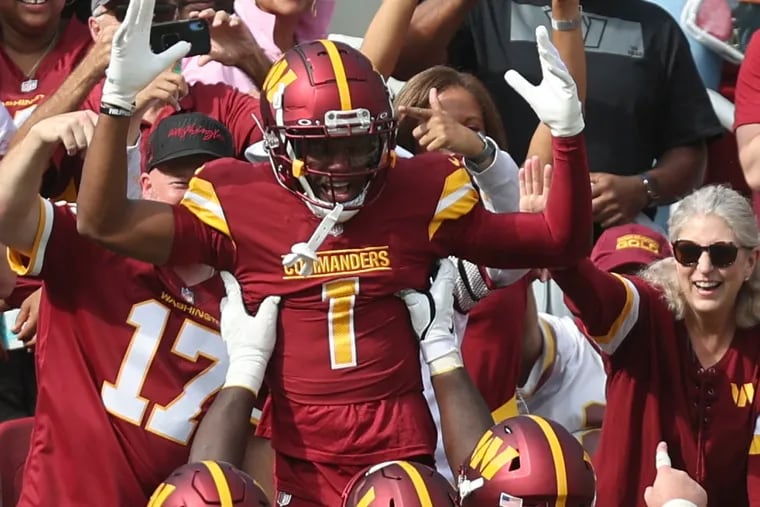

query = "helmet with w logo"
[
  {"left": 341, "top": 460, "right": 458, "bottom": 506},
  {"left": 147, "top": 461, "right": 270, "bottom": 506},
  {"left": 259, "top": 39, "right": 396, "bottom": 222},
  {"left": 458, "top": 416, "right": 596, "bottom": 507}
]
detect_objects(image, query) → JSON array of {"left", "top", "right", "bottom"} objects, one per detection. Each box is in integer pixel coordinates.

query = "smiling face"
[
  {"left": 0, "top": 0, "right": 65, "bottom": 37},
  {"left": 674, "top": 213, "right": 758, "bottom": 319}
]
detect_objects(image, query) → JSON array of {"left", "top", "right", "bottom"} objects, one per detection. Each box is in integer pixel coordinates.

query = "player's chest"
[{"left": 232, "top": 205, "right": 437, "bottom": 298}]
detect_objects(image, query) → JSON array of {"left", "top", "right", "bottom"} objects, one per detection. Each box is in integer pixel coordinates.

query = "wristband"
[
  {"left": 662, "top": 501, "right": 698, "bottom": 507},
  {"left": 100, "top": 103, "right": 134, "bottom": 118},
  {"left": 551, "top": 6, "right": 582, "bottom": 31}
]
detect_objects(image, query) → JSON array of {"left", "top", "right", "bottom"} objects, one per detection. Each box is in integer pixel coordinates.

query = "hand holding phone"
[{"left": 150, "top": 18, "right": 211, "bottom": 58}]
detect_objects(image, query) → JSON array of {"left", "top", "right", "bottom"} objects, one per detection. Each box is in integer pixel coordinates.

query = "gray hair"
[{"left": 639, "top": 185, "right": 760, "bottom": 327}]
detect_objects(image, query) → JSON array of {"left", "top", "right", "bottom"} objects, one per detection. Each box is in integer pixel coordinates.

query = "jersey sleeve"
[
  {"left": 218, "top": 85, "right": 263, "bottom": 156},
  {"left": 653, "top": 15, "right": 723, "bottom": 151},
  {"left": 168, "top": 167, "right": 237, "bottom": 270},
  {"left": 0, "top": 103, "right": 15, "bottom": 157},
  {"left": 551, "top": 259, "right": 642, "bottom": 355},
  {"left": 748, "top": 414, "right": 760, "bottom": 505},
  {"left": 433, "top": 135, "right": 592, "bottom": 268},
  {"left": 735, "top": 31, "right": 760, "bottom": 129},
  {"left": 6, "top": 198, "right": 87, "bottom": 281}
]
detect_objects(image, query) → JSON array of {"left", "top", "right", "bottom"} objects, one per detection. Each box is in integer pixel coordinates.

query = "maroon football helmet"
[
  {"left": 458, "top": 416, "right": 596, "bottom": 507},
  {"left": 259, "top": 39, "right": 396, "bottom": 217},
  {"left": 147, "top": 461, "right": 271, "bottom": 507},
  {"left": 342, "top": 460, "right": 458, "bottom": 507}
]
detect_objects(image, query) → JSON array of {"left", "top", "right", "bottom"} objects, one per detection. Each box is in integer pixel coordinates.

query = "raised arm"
[
  {"left": 524, "top": 0, "right": 586, "bottom": 168},
  {"left": 399, "top": 259, "right": 493, "bottom": 476},
  {"left": 393, "top": 0, "right": 476, "bottom": 79},
  {"left": 76, "top": 0, "right": 191, "bottom": 264},
  {"left": 189, "top": 273, "right": 278, "bottom": 466},
  {"left": 0, "top": 111, "right": 96, "bottom": 254},
  {"left": 360, "top": 0, "right": 418, "bottom": 79}
]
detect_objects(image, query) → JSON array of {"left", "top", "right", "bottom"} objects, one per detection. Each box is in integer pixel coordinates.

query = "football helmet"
[
  {"left": 342, "top": 460, "right": 458, "bottom": 507},
  {"left": 147, "top": 461, "right": 271, "bottom": 507},
  {"left": 458, "top": 416, "right": 596, "bottom": 507},
  {"left": 259, "top": 39, "right": 396, "bottom": 222}
]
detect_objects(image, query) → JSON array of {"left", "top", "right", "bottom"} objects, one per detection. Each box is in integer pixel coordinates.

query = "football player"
[
  {"left": 75, "top": 0, "right": 591, "bottom": 503},
  {"left": 148, "top": 461, "right": 271, "bottom": 507},
  {"left": 0, "top": 111, "right": 276, "bottom": 506}
]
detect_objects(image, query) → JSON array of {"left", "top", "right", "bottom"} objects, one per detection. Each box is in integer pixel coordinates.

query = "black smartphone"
[{"left": 149, "top": 19, "right": 211, "bottom": 58}]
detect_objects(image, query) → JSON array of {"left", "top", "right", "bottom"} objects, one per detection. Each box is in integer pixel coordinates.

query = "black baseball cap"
[{"left": 147, "top": 113, "right": 235, "bottom": 172}]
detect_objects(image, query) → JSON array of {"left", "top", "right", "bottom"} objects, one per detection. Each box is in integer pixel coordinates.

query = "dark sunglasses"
[
  {"left": 672, "top": 240, "right": 740, "bottom": 268},
  {"left": 111, "top": 3, "right": 177, "bottom": 22}
]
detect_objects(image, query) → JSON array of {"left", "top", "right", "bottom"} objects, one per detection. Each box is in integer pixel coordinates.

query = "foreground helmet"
[
  {"left": 342, "top": 460, "right": 458, "bottom": 506},
  {"left": 259, "top": 39, "right": 396, "bottom": 221},
  {"left": 459, "top": 416, "right": 596, "bottom": 507},
  {"left": 147, "top": 461, "right": 271, "bottom": 506}
]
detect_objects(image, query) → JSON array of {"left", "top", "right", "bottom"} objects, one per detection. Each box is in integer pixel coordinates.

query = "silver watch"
[
  {"left": 551, "top": 6, "right": 582, "bottom": 31},
  {"left": 464, "top": 132, "right": 497, "bottom": 173}
]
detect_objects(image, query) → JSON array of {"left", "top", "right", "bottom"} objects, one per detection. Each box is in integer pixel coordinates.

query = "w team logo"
[{"left": 731, "top": 382, "right": 755, "bottom": 408}]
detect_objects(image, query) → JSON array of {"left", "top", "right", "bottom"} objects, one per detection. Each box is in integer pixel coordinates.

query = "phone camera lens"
[{"left": 190, "top": 20, "right": 204, "bottom": 31}]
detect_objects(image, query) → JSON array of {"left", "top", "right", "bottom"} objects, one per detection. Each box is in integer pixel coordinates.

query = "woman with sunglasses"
[{"left": 551, "top": 184, "right": 760, "bottom": 506}]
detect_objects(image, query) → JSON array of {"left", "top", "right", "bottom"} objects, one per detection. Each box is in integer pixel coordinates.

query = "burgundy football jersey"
[
  {"left": 1, "top": 18, "right": 91, "bottom": 125},
  {"left": 554, "top": 260, "right": 760, "bottom": 506},
  {"left": 168, "top": 137, "right": 590, "bottom": 465},
  {"left": 10, "top": 200, "right": 227, "bottom": 507}
]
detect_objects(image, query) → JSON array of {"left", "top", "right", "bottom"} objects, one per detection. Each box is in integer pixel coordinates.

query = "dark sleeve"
[
  {"left": 447, "top": 9, "right": 476, "bottom": 72},
  {"left": 653, "top": 13, "right": 723, "bottom": 153}
]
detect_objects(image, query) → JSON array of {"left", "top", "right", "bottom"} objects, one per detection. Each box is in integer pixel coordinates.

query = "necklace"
[{"left": 18, "top": 30, "right": 59, "bottom": 93}]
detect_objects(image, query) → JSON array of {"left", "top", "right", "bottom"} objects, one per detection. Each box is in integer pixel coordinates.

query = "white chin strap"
[{"left": 282, "top": 203, "right": 344, "bottom": 277}]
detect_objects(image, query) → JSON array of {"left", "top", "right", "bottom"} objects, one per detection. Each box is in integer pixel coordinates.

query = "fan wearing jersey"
[
  {"left": 0, "top": 111, "right": 275, "bottom": 506},
  {"left": 76, "top": 0, "right": 591, "bottom": 503}
]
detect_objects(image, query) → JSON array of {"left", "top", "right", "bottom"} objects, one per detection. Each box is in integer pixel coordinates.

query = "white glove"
[
  {"left": 504, "top": 25, "right": 584, "bottom": 137},
  {"left": 399, "top": 259, "right": 463, "bottom": 376},
  {"left": 102, "top": 0, "right": 191, "bottom": 112},
  {"left": 219, "top": 271, "right": 280, "bottom": 394}
]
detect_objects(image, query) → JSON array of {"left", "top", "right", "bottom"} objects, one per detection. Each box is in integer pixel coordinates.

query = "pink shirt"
[{"left": 181, "top": 0, "right": 335, "bottom": 93}]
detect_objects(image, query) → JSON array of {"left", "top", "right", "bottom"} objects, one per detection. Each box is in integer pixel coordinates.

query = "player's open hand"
[
  {"left": 519, "top": 155, "right": 553, "bottom": 213},
  {"left": 219, "top": 271, "right": 280, "bottom": 394},
  {"left": 504, "top": 26, "right": 584, "bottom": 137},
  {"left": 644, "top": 442, "right": 707, "bottom": 507},
  {"left": 102, "top": 0, "right": 191, "bottom": 112}
]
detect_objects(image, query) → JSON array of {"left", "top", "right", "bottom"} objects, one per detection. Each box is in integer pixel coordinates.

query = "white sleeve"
[
  {"left": 125, "top": 136, "right": 143, "bottom": 199},
  {"left": 469, "top": 148, "right": 520, "bottom": 214},
  {"left": 0, "top": 104, "right": 16, "bottom": 157},
  {"left": 517, "top": 314, "right": 607, "bottom": 437}
]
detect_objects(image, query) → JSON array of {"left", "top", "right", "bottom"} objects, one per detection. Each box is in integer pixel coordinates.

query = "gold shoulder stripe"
[
  {"left": 181, "top": 176, "right": 231, "bottom": 238},
  {"left": 319, "top": 39, "right": 352, "bottom": 110},
  {"left": 591, "top": 273, "right": 635, "bottom": 345},
  {"left": 428, "top": 167, "right": 479, "bottom": 240},
  {"left": 7, "top": 197, "right": 54, "bottom": 276},
  {"left": 527, "top": 416, "right": 568, "bottom": 506},
  {"left": 202, "top": 461, "right": 234, "bottom": 507}
]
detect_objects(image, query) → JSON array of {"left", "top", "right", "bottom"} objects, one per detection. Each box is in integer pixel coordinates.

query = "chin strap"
[{"left": 282, "top": 203, "right": 344, "bottom": 276}]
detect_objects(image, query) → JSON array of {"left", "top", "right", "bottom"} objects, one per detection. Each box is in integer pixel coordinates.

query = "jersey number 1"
[
  {"left": 323, "top": 277, "right": 359, "bottom": 370},
  {"left": 101, "top": 300, "right": 227, "bottom": 445}
]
